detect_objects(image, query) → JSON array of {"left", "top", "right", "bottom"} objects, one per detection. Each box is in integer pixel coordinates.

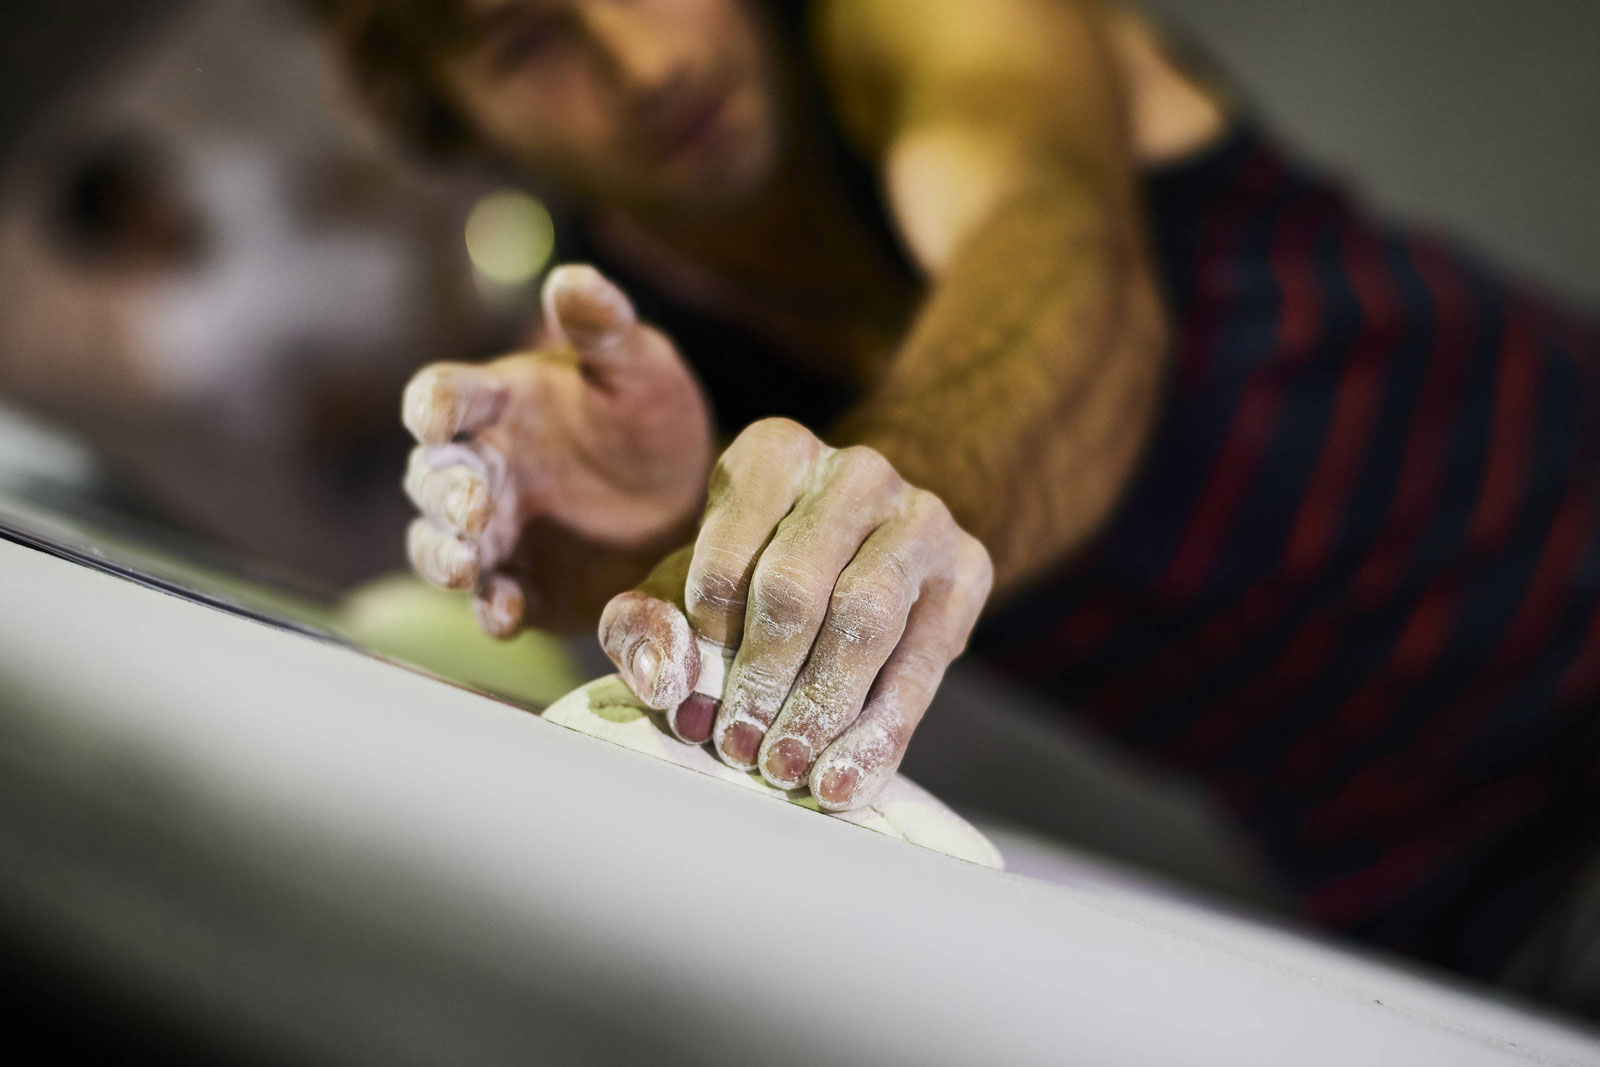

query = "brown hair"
[
  {"left": 304, "top": 0, "right": 807, "bottom": 161},
  {"left": 300, "top": 0, "right": 479, "bottom": 160}
]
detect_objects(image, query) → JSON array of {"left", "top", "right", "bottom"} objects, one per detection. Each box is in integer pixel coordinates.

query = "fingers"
[
  {"left": 402, "top": 363, "right": 510, "bottom": 445},
  {"left": 598, "top": 547, "right": 701, "bottom": 713},
  {"left": 406, "top": 517, "right": 480, "bottom": 591},
  {"left": 404, "top": 446, "right": 496, "bottom": 537},
  {"left": 666, "top": 635, "right": 732, "bottom": 744},
  {"left": 684, "top": 419, "right": 827, "bottom": 646},
  {"left": 810, "top": 535, "right": 992, "bottom": 811},
  {"left": 473, "top": 572, "right": 528, "bottom": 639},
  {"left": 406, "top": 443, "right": 524, "bottom": 635},
  {"left": 752, "top": 492, "right": 949, "bottom": 789},
  {"left": 543, "top": 264, "right": 641, "bottom": 383},
  {"left": 597, "top": 420, "right": 994, "bottom": 814},
  {"left": 709, "top": 446, "right": 905, "bottom": 772}
]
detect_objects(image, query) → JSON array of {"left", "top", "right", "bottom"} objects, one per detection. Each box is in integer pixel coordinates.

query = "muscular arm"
[
  {"left": 584, "top": 1, "right": 1185, "bottom": 807},
  {"left": 820, "top": 0, "right": 1170, "bottom": 592}
]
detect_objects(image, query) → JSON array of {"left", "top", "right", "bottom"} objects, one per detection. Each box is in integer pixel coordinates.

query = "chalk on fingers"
[
  {"left": 473, "top": 572, "right": 528, "bottom": 638},
  {"left": 597, "top": 588, "right": 699, "bottom": 711},
  {"left": 406, "top": 518, "right": 481, "bottom": 591},
  {"left": 544, "top": 264, "right": 637, "bottom": 371},
  {"left": 665, "top": 636, "right": 732, "bottom": 743},
  {"left": 402, "top": 364, "right": 508, "bottom": 444},
  {"left": 405, "top": 453, "right": 494, "bottom": 537}
]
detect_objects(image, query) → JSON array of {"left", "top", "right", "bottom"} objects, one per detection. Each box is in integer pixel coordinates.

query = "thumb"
[
  {"left": 543, "top": 263, "right": 646, "bottom": 384},
  {"left": 597, "top": 546, "right": 701, "bottom": 710}
]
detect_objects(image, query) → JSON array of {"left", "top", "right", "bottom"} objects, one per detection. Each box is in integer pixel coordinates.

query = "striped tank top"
[{"left": 975, "top": 123, "right": 1600, "bottom": 978}]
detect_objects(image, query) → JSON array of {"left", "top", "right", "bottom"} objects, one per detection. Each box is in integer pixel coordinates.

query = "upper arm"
[{"left": 815, "top": 0, "right": 1138, "bottom": 274}]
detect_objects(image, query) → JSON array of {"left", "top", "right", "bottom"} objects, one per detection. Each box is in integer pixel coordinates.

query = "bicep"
[{"left": 818, "top": 0, "right": 1137, "bottom": 275}]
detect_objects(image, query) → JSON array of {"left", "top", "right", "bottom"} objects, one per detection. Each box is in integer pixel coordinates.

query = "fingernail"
[
  {"left": 674, "top": 693, "right": 717, "bottom": 743},
  {"left": 721, "top": 721, "right": 762, "bottom": 766},
  {"left": 764, "top": 737, "right": 810, "bottom": 787},
  {"left": 631, "top": 643, "right": 660, "bottom": 697},
  {"left": 817, "top": 765, "right": 860, "bottom": 807}
]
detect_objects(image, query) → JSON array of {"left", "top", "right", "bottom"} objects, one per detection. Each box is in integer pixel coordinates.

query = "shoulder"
[
  {"left": 810, "top": 0, "right": 1116, "bottom": 149},
  {"left": 811, "top": 0, "right": 1230, "bottom": 168},
  {"left": 814, "top": 0, "right": 1111, "bottom": 84}
]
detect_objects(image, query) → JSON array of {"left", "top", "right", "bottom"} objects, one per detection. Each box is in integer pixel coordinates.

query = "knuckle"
[
  {"left": 727, "top": 417, "right": 818, "bottom": 469},
  {"left": 704, "top": 453, "right": 738, "bottom": 500},
  {"left": 827, "top": 582, "right": 905, "bottom": 645},
  {"left": 901, "top": 486, "right": 955, "bottom": 538},
  {"left": 871, "top": 545, "right": 919, "bottom": 588},
  {"left": 685, "top": 554, "right": 747, "bottom": 620},
  {"left": 908, "top": 485, "right": 952, "bottom": 522},
  {"left": 829, "top": 445, "right": 899, "bottom": 494},
  {"left": 748, "top": 562, "right": 826, "bottom": 632},
  {"left": 958, "top": 533, "right": 996, "bottom": 595}
]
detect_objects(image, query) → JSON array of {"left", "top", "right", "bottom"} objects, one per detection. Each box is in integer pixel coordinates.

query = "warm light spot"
[{"left": 465, "top": 190, "right": 554, "bottom": 287}]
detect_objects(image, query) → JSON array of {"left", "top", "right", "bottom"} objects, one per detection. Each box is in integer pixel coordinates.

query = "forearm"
[{"left": 838, "top": 179, "right": 1167, "bottom": 592}]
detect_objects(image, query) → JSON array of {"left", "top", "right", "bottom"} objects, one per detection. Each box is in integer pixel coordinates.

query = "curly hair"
[{"left": 300, "top": 0, "right": 480, "bottom": 160}]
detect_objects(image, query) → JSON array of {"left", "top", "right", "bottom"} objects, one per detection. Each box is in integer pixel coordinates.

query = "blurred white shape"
[
  {"left": 0, "top": 404, "right": 98, "bottom": 490},
  {"left": 131, "top": 142, "right": 418, "bottom": 442},
  {"left": 465, "top": 190, "right": 554, "bottom": 288}
]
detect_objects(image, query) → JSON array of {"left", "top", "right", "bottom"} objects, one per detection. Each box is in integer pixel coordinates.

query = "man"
[{"left": 314, "top": 0, "right": 1600, "bottom": 1012}]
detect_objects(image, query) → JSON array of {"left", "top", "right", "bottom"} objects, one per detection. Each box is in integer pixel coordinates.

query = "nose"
[{"left": 582, "top": 1, "right": 680, "bottom": 98}]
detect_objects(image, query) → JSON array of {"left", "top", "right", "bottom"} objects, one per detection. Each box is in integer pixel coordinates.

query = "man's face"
[{"left": 437, "top": 0, "right": 783, "bottom": 216}]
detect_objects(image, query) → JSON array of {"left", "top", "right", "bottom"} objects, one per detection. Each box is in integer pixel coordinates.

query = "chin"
[
  {"left": 653, "top": 136, "right": 776, "bottom": 217},
  {"left": 694, "top": 153, "right": 772, "bottom": 210}
]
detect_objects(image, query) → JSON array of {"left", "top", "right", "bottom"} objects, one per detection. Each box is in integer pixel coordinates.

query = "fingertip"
[
  {"left": 402, "top": 365, "right": 506, "bottom": 443},
  {"left": 544, "top": 263, "right": 635, "bottom": 356},
  {"left": 406, "top": 519, "right": 480, "bottom": 590},
  {"left": 597, "top": 590, "right": 699, "bottom": 711},
  {"left": 402, "top": 368, "right": 457, "bottom": 444},
  {"left": 670, "top": 693, "right": 718, "bottom": 744},
  {"left": 473, "top": 574, "right": 526, "bottom": 638},
  {"left": 811, "top": 718, "right": 900, "bottom": 811},
  {"left": 815, "top": 762, "right": 862, "bottom": 810}
]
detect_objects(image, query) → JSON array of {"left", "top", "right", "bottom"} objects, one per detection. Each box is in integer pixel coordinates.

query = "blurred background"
[
  {"left": 0, "top": 0, "right": 549, "bottom": 588},
  {"left": 1, "top": 0, "right": 1597, "bottom": 591},
  {"left": 1, "top": 0, "right": 1596, "bottom": 594}
]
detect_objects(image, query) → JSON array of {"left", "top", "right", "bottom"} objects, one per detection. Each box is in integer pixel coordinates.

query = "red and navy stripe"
[{"left": 974, "top": 125, "right": 1600, "bottom": 978}]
